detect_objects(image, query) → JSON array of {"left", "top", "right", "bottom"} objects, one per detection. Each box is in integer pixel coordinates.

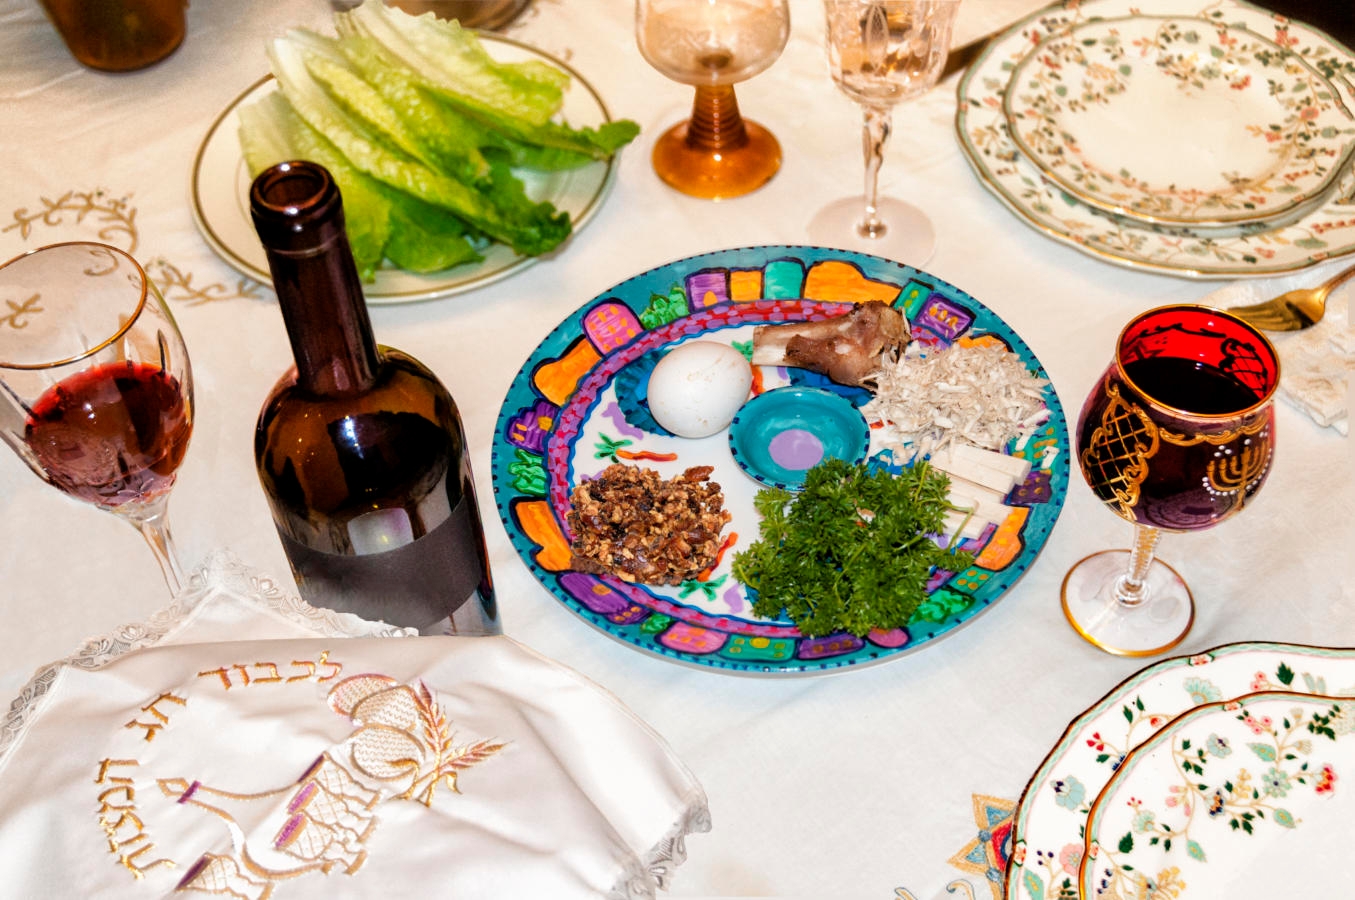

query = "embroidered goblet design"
[{"left": 160, "top": 674, "right": 506, "bottom": 898}]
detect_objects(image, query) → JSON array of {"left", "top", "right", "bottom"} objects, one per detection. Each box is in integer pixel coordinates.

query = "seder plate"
[
  {"left": 490, "top": 246, "right": 1070, "bottom": 675},
  {"left": 957, "top": 0, "right": 1355, "bottom": 278},
  {"left": 190, "top": 34, "right": 620, "bottom": 305}
]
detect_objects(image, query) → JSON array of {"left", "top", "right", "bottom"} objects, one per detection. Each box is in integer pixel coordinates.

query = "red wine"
[
  {"left": 24, "top": 360, "right": 191, "bottom": 507},
  {"left": 1078, "top": 355, "right": 1274, "bottom": 532},
  {"left": 250, "top": 160, "right": 498, "bottom": 634},
  {"left": 1122, "top": 356, "right": 1260, "bottom": 415}
]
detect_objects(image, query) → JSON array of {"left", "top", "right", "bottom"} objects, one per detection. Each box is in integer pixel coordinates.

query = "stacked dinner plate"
[
  {"left": 1005, "top": 642, "right": 1355, "bottom": 899},
  {"left": 956, "top": 0, "right": 1355, "bottom": 278}
]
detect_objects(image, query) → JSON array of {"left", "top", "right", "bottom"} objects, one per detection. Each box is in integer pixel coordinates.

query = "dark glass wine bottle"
[{"left": 250, "top": 160, "right": 498, "bottom": 635}]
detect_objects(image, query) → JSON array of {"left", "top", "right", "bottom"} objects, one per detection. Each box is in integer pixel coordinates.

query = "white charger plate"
[
  {"left": 1003, "top": 15, "right": 1355, "bottom": 229},
  {"left": 1005, "top": 642, "right": 1355, "bottom": 900},
  {"left": 190, "top": 34, "right": 620, "bottom": 305},
  {"left": 1081, "top": 690, "right": 1355, "bottom": 898},
  {"left": 957, "top": 0, "right": 1355, "bottom": 278}
]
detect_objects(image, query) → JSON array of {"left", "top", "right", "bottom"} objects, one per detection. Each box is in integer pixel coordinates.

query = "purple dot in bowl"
[{"left": 768, "top": 428, "right": 824, "bottom": 471}]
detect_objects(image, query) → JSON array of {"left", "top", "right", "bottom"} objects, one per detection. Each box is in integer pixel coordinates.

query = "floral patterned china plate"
[
  {"left": 490, "top": 246, "right": 1070, "bottom": 675},
  {"left": 957, "top": 0, "right": 1355, "bottom": 278},
  {"left": 190, "top": 35, "right": 620, "bottom": 305},
  {"left": 1081, "top": 690, "right": 1355, "bottom": 898},
  {"left": 1003, "top": 16, "right": 1355, "bottom": 229},
  {"left": 1006, "top": 642, "right": 1355, "bottom": 900}
]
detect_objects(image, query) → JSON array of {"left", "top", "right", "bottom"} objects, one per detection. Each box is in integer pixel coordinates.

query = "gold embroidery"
[
  {"left": 251, "top": 662, "right": 282, "bottom": 684},
  {"left": 1079, "top": 382, "right": 1160, "bottom": 519},
  {"left": 96, "top": 659, "right": 505, "bottom": 894},
  {"left": 330, "top": 676, "right": 508, "bottom": 807},
  {"left": 160, "top": 753, "right": 380, "bottom": 885},
  {"left": 146, "top": 259, "right": 263, "bottom": 306},
  {"left": 124, "top": 691, "right": 187, "bottom": 741},
  {"left": 1, "top": 292, "right": 42, "bottom": 330},
  {"left": 199, "top": 653, "right": 342, "bottom": 689},
  {"left": 5, "top": 189, "right": 263, "bottom": 310},
  {"left": 93, "top": 758, "right": 174, "bottom": 879},
  {"left": 288, "top": 651, "right": 341, "bottom": 682},
  {"left": 3, "top": 189, "right": 138, "bottom": 250}
]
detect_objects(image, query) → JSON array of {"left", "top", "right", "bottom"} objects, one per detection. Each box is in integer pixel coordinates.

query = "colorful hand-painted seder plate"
[
  {"left": 490, "top": 246, "right": 1070, "bottom": 675},
  {"left": 1006, "top": 642, "right": 1355, "bottom": 900}
]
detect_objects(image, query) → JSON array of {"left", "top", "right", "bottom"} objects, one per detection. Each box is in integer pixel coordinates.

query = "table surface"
[{"left": 2, "top": 1, "right": 1352, "bottom": 898}]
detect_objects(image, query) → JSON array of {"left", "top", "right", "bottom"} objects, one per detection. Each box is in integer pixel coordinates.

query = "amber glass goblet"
[
  {"left": 636, "top": 0, "right": 791, "bottom": 199},
  {"left": 1063, "top": 306, "right": 1279, "bottom": 656}
]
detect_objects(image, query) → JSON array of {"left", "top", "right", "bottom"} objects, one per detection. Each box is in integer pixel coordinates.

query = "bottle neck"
[
  {"left": 266, "top": 238, "right": 381, "bottom": 396},
  {"left": 250, "top": 161, "right": 382, "bottom": 397}
]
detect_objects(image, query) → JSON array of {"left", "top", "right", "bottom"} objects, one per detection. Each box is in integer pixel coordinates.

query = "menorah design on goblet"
[{"left": 1063, "top": 305, "right": 1278, "bottom": 656}]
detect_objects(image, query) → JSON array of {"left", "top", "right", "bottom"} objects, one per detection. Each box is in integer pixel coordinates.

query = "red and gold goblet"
[{"left": 1063, "top": 305, "right": 1279, "bottom": 656}]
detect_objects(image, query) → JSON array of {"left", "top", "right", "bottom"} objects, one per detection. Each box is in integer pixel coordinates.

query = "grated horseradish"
[{"left": 862, "top": 341, "right": 1050, "bottom": 463}]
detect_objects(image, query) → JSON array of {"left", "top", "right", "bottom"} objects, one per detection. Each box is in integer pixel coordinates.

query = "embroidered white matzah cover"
[{"left": 0, "top": 553, "right": 710, "bottom": 899}]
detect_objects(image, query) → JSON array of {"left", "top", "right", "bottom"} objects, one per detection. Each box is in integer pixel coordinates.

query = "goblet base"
[
  {"left": 1061, "top": 549, "right": 1195, "bottom": 657},
  {"left": 651, "top": 119, "right": 782, "bottom": 200},
  {"left": 806, "top": 195, "right": 936, "bottom": 266}
]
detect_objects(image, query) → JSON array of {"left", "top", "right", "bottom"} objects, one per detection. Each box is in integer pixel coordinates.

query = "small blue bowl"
[{"left": 728, "top": 386, "right": 871, "bottom": 491}]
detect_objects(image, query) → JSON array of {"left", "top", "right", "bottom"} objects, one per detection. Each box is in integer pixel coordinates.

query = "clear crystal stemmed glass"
[
  {"left": 636, "top": 0, "right": 791, "bottom": 199},
  {"left": 1063, "top": 306, "right": 1279, "bottom": 656},
  {"left": 809, "top": 0, "right": 960, "bottom": 264},
  {"left": 0, "top": 242, "right": 194, "bottom": 593}
]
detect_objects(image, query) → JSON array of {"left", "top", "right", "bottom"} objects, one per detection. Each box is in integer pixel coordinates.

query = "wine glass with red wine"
[
  {"left": 0, "top": 242, "right": 194, "bottom": 592},
  {"left": 1062, "top": 305, "right": 1278, "bottom": 656}
]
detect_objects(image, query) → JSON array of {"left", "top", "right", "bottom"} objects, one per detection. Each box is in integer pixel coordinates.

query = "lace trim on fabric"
[
  {"left": 0, "top": 550, "right": 413, "bottom": 767},
  {"left": 609, "top": 795, "right": 713, "bottom": 899}
]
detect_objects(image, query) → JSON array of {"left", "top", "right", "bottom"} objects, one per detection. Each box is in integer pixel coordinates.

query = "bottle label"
[{"left": 281, "top": 492, "right": 498, "bottom": 633}]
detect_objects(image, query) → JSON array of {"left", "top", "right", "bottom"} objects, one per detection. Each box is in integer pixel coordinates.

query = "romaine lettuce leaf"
[
  {"left": 238, "top": 90, "right": 391, "bottom": 280},
  {"left": 334, "top": 0, "right": 566, "bottom": 126},
  {"left": 237, "top": 0, "right": 638, "bottom": 278},
  {"left": 268, "top": 33, "right": 569, "bottom": 256},
  {"left": 383, "top": 191, "right": 484, "bottom": 273}
]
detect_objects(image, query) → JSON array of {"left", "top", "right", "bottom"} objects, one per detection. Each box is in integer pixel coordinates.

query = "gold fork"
[{"left": 1226, "top": 261, "right": 1355, "bottom": 331}]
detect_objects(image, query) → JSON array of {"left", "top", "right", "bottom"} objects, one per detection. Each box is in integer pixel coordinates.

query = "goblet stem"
[
  {"left": 116, "top": 493, "right": 185, "bottom": 594},
  {"left": 1113, "top": 525, "right": 1161, "bottom": 608},
  {"left": 650, "top": 84, "right": 781, "bottom": 199},
  {"left": 859, "top": 103, "right": 893, "bottom": 240},
  {"left": 687, "top": 84, "right": 749, "bottom": 152}
]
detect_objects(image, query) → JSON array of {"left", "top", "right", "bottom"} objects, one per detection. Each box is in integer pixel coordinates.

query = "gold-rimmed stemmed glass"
[
  {"left": 809, "top": 0, "right": 960, "bottom": 264},
  {"left": 1063, "top": 305, "right": 1279, "bottom": 656},
  {"left": 636, "top": 0, "right": 791, "bottom": 200},
  {"left": 0, "top": 242, "right": 194, "bottom": 593}
]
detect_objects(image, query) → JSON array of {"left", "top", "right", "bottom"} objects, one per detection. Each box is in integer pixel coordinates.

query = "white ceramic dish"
[
  {"left": 1003, "top": 15, "right": 1355, "bottom": 229},
  {"left": 957, "top": 0, "right": 1355, "bottom": 278},
  {"left": 190, "top": 34, "right": 620, "bottom": 305},
  {"left": 1081, "top": 690, "right": 1355, "bottom": 898},
  {"left": 1005, "top": 642, "right": 1355, "bottom": 900}
]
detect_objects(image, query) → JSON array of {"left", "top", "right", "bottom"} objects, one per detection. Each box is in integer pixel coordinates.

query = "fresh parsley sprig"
[{"left": 731, "top": 457, "right": 974, "bottom": 637}]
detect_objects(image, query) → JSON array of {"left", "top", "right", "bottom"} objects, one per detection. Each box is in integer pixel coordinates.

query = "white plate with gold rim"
[
  {"left": 1005, "top": 642, "right": 1355, "bottom": 900},
  {"left": 1002, "top": 15, "right": 1355, "bottom": 229},
  {"left": 1080, "top": 690, "right": 1355, "bottom": 898},
  {"left": 190, "top": 34, "right": 621, "bottom": 305},
  {"left": 957, "top": 0, "right": 1355, "bottom": 278}
]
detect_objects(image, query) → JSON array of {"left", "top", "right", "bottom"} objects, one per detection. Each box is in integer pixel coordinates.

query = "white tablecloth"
[{"left": 2, "top": 2, "right": 1352, "bottom": 898}]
